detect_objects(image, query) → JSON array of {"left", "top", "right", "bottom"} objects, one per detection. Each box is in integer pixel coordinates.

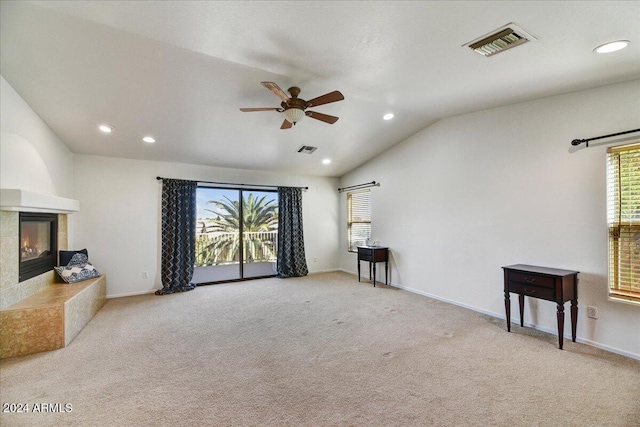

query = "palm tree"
[{"left": 196, "top": 193, "right": 278, "bottom": 266}]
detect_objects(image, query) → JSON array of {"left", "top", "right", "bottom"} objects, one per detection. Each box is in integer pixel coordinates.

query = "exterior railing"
[{"left": 195, "top": 231, "right": 278, "bottom": 267}]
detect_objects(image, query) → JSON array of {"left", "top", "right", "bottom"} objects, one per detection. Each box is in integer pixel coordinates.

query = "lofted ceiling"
[{"left": 1, "top": 1, "right": 639, "bottom": 177}]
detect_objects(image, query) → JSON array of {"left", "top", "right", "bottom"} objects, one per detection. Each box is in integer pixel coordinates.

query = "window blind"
[
  {"left": 607, "top": 143, "right": 640, "bottom": 303},
  {"left": 347, "top": 190, "right": 371, "bottom": 252}
]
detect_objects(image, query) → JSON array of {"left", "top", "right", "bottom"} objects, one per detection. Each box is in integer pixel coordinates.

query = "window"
[
  {"left": 607, "top": 143, "right": 640, "bottom": 303},
  {"left": 347, "top": 189, "right": 371, "bottom": 252}
]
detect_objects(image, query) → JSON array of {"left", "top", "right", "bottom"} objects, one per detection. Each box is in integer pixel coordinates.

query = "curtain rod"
[
  {"left": 156, "top": 176, "right": 308, "bottom": 190},
  {"left": 338, "top": 181, "right": 379, "bottom": 193},
  {"left": 571, "top": 128, "right": 640, "bottom": 148}
]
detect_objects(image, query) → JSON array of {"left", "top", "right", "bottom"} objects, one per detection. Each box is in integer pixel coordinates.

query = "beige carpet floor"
[{"left": 1, "top": 272, "right": 638, "bottom": 426}]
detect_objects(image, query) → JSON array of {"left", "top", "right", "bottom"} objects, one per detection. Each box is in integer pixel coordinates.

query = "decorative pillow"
[
  {"left": 54, "top": 254, "right": 100, "bottom": 283},
  {"left": 59, "top": 249, "right": 89, "bottom": 266},
  {"left": 67, "top": 252, "right": 89, "bottom": 266}
]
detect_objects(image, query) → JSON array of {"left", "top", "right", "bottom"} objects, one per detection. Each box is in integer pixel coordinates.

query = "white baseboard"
[
  {"left": 308, "top": 268, "right": 341, "bottom": 275},
  {"left": 390, "top": 281, "right": 640, "bottom": 361},
  {"left": 107, "top": 289, "right": 156, "bottom": 299}
]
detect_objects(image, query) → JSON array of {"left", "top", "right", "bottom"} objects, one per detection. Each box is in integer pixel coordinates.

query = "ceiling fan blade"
[
  {"left": 239, "top": 107, "right": 281, "bottom": 112},
  {"left": 280, "top": 119, "right": 293, "bottom": 129},
  {"left": 305, "top": 111, "right": 339, "bottom": 124},
  {"left": 261, "top": 82, "right": 290, "bottom": 103},
  {"left": 305, "top": 91, "right": 344, "bottom": 107}
]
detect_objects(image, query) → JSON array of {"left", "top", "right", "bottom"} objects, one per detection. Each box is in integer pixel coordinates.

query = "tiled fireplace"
[
  {"left": 0, "top": 189, "right": 106, "bottom": 358},
  {"left": 0, "top": 211, "right": 68, "bottom": 310}
]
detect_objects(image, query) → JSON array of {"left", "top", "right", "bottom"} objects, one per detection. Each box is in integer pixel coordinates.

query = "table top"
[
  {"left": 357, "top": 246, "right": 389, "bottom": 249},
  {"left": 502, "top": 264, "right": 579, "bottom": 277}
]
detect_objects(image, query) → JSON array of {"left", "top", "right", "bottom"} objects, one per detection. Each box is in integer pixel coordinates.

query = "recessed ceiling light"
[
  {"left": 383, "top": 113, "right": 394, "bottom": 121},
  {"left": 594, "top": 40, "right": 630, "bottom": 54},
  {"left": 98, "top": 124, "right": 113, "bottom": 133},
  {"left": 322, "top": 158, "right": 331, "bottom": 165},
  {"left": 142, "top": 136, "right": 156, "bottom": 143}
]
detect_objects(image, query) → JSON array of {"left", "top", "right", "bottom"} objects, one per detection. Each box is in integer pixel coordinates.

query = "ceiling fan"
[{"left": 240, "top": 82, "right": 344, "bottom": 129}]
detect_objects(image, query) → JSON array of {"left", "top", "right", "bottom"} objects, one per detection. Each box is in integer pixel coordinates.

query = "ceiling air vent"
[
  {"left": 463, "top": 23, "right": 536, "bottom": 57},
  {"left": 297, "top": 145, "right": 318, "bottom": 154}
]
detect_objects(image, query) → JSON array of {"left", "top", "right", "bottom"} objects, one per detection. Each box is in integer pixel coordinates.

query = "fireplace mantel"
[{"left": 0, "top": 189, "right": 79, "bottom": 214}]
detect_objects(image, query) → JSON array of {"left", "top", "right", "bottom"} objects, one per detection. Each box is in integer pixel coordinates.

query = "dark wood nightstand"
[
  {"left": 502, "top": 264, "right": 579, "bottom": 349},
  {"left": 357, "top": 246, "right": 389, "bottom": 287}
]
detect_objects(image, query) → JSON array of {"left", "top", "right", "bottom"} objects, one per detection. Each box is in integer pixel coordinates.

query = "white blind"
[
  {"left": 347, "top": 190, "right": 371, "bottom": 252},
  {"left": 607, "top": 143, "right": 640, "bottom": 302}
]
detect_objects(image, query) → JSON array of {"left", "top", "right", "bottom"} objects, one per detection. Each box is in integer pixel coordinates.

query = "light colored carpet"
[{"left": 1, "top": 272, "right": 638, "bottom": 426}]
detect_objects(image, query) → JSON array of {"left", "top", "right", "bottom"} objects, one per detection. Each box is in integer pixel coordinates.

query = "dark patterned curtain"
[
  {"left": 276, "top": 187, "right": 309, "bottom": 278},
  {"left": 155, "top": 179, "right": 198, "bottom": 295}
]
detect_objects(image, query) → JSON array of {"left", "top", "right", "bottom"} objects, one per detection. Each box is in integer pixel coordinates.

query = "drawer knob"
[
  {"left": 523, "top": 277, "right": 536, "bottom": 283},
  {"left": 524, "top": 288, "right": 536, "bottom": 294}
]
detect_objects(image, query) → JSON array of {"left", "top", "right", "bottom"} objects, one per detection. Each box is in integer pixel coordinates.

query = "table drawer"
[
  {"left": 358, "top": 249, "right": 373, "bottom": 261},
  {"left": 508, "top": 282, "right": 555, "bottom": 301},
  {"left": 508, "top": 271, "right": 555, "bottom": 288}
]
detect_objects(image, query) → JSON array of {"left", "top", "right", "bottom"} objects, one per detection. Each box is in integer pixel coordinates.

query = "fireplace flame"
[{"left": 21, "top": 236, "right": 42, "bottom": 260}]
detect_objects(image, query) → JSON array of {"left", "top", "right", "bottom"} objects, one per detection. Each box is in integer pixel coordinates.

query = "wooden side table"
[
  {"left": 502, "top": 264, "right": 579, "bottom": 349},
  {"left": 357, "top": 246, "right": 389, "bottom": 287}
]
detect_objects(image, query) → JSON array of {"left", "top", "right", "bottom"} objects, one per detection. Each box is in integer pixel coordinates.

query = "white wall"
[
  {"left": 4, "top": 69, "right": 637, "bottom": 358},
  {"left": 0, "top": 76, "right": 74, "bottom": 198},
  {"left": 339, "top": 80, "right": 640, "bottom": 359},
  {"left": 73, "top": 154, "right": 339, "bottom": 298}
]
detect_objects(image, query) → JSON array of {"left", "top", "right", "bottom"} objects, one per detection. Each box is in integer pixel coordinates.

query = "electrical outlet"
[
  {"left": 142, "top": 271, "right": 149, "bottom": 279},
  {"left": 587, "top": 306, "right": 598, "bottom": 319}
]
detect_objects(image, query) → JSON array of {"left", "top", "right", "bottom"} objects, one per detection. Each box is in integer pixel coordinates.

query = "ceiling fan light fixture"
[{"left": 284, "top": 108, "right": 305, "bottom": 124}]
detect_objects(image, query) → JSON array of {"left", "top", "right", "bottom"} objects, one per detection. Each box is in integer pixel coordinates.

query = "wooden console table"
[
  {"left": 357, "top": 246, "right": 389, "bottom": 287},
  {"left": 502, "top": 264, "right": 579, "bottom": 349}
]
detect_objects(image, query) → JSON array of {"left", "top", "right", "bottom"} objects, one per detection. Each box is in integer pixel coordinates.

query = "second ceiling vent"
[
  {"left": 297, "top": 145, "right": 318, "bottom": 154},
  {"left": 463, "top": 23, "right": 537, "bottom": 57}
]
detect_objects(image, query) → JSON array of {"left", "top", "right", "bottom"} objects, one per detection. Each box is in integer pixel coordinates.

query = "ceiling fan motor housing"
[
  {"left": 282, "top": 87, "right": 307, "bottom": 123},
  {"left": 288, "top": 87, "right": 301, "bottom": 98}
]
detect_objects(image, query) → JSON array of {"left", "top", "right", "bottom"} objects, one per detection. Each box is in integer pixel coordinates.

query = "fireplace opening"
[{"left": 19, "top": 212, "right": 58, "bottom": 282}]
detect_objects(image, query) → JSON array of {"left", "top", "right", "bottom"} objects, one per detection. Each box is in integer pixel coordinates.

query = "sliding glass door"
[
  {"left": 193, "top": 188, "right": 241, "bottom": 282},
  {"left": 241, "top": 191, "right": 278, "bottom": 278},
  {"left": 192, "top": 187, "right": 278, "bottom": 283}
]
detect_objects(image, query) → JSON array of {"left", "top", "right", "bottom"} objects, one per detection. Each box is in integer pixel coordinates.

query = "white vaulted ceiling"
[{"left": 1, "top": 1, "right": 639, "bottom": 177}]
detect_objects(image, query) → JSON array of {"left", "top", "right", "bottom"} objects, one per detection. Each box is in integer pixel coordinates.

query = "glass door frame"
[{"left": 195, "top": 185, "right": 278, "bottom": 284}]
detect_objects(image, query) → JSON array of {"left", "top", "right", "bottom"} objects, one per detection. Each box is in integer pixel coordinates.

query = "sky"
[{"left": 196, "top": 188, "right": 277, "bottom": 219}]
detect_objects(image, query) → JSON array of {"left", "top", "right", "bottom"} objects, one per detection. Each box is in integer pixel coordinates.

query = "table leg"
[
  {"left": 357, "top": 260, "right": 361, "bottom": 282},
  {"left": 518, "top": 294, "right": 525, "bottom": 327},
  {"left": 504, "top": 291, "right": 511, "bottom": 332},
  {"left": 385, "top": 261, "right": 388, "bottom": 285},
  {"left": 571, "top": 299, "right": 578, "bottom": 342},
  {"left": 373, "top": 262, "right": 377, "bottom": 287},
  {"left": 557, "top": 303, "right": 565, "bottom": 350}
]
